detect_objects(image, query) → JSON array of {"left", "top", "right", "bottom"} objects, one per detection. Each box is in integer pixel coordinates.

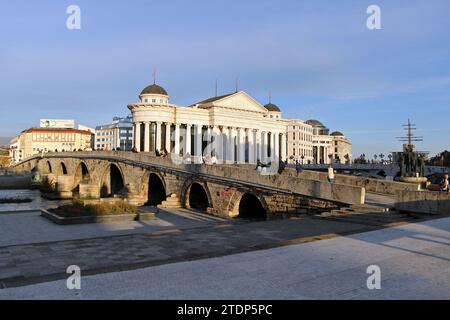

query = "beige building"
[
  {"left": 331, "top": 131, "right": 352, "bottom": 164},
  {"left": 308, "top": 120, "right": 333, "bottom": 164},
  {"left": 9, "top": 128, "right": 93, "bottom": 164},
  {"left": 127, "top": 80, "right": 351, "bottom": 165},
  {"left": 286, "top": 120, "right": 314, "bottom": 164},
  {"left": 128, "top": 83, "right": 288, "bottom": 164}
]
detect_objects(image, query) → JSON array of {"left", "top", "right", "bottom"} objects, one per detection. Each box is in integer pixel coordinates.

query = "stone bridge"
[{"left": 13, "top": 151, "right": 365, "bottom": 219}]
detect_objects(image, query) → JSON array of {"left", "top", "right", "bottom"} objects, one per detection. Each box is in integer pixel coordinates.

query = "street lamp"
[{"left": 301, "top": 155, "right": 305, "bottom": 165}]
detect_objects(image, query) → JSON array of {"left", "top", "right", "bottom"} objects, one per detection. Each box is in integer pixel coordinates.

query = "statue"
[
  {"left": 404, "top": 151, "right": 412, "bottom": 176},
  {"left": 418, "top": 155, "right": 426, "bottom": 178},
  {"left": 396, "top": 120, "right": 427, "bottom": 183},
  {"left": 399, "top": 153, "right": 405, "bottom": 177}
]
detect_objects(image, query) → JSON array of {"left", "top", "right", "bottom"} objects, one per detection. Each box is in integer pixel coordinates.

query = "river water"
[{"left": 0, "top": 189, "right": 66, "bottom": 212}]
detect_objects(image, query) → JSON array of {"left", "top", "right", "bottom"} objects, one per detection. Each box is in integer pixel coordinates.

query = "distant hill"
[{"left": 0, "top": 137, "right": 12, "bottom": 147}]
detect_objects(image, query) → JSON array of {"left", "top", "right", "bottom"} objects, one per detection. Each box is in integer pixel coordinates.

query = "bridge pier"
[
  {"left": 55, "top": 175, "right": 74, "bottom": 199},
  {"left": 121, "top": 183, "right": 148, "bottom": 206},
  {"left": 78, "top": 183, "right": 101, "bottom": 200}
]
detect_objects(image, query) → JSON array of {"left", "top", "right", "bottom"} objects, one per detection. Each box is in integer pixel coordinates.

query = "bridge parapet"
[{"left": 14, "top": 152, "right": 366, "bottom": 213}]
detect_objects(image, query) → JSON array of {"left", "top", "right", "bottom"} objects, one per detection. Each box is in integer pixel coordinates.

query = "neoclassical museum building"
[{"left": 128, "top": 81, "right": 352, "bottom": 165}]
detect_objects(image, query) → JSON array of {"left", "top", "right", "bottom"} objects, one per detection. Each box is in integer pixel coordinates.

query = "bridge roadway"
[{"left": 14, "top": 151, "right": 365, "bottom": 218}]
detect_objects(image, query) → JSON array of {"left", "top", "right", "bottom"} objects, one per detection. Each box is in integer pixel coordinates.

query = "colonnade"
[{"left": 133, "top": 122, "right": 287, "bottom": 164}]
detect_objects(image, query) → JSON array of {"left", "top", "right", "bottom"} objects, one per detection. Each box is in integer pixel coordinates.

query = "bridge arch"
[
  {"left": 73, "top": 162, "right": 91, "bottom": 191},
  {"left": 43, "top": 160, "right": 53, "bottom": 174},
  {"left": 146, "top": 172, "right": 167, "bottom": 206},
  {"left": 58, "top": 162, "right": 68, "bottom": 175},
  {"left": 100, "top": 163, "right": 125, "bottom": 198},
  {"left": 182, "top": 180, "right": 212, "bottom": 212},
  {"left": 230, "top": 191, "right": 268, "bottom": 220}
]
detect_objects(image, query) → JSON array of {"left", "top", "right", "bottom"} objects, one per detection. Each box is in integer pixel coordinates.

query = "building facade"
[
  {"left": 95, "top": 116, "right": 134, "bottom": 151},
  {"left": 127, "top": 80, "right": 351, "bottom": 165},
  {"left": 330, "top": 131, "right": 352, "bottom": 164},
  {"left": 9, "top": 128, "right": 93, "bottom": 164},
  {"left": 128, "top": 83, "right": 288, "bottom": 164},
  {"left": 286, "top": 120, "right": 314, "bottom": 164}
]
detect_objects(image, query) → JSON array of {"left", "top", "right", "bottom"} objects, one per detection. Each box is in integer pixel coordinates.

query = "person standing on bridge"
[
  {"left": 327, "top": 163, "right": 335, "bottom": 184},
  {"left": 295, "top": 160, "right": 303, "bottom": 177}
]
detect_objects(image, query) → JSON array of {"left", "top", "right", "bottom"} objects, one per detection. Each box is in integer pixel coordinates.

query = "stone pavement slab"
[
  {"left": 1, "top": 217, "right": 449, "bottom": 300},
  {"left": 0, "top": 208, "right": 223, "bottom": 247},
  {"left": 0, "top": 216, "right": 375, "bottom": 288}
]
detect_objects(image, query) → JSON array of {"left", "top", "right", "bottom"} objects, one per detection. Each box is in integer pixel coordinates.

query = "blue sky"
[{"left": 0, "top": 0, "right": 449, "bottom": 158}]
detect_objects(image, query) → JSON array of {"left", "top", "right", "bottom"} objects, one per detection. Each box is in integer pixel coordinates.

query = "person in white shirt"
[{"left": 327, "top": 164, "right": 335, "bottom": 183}]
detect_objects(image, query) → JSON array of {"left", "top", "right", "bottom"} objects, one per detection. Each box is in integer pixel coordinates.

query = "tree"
[
  {"left": 354, "top": 155, "right": 368, "bottom": 164},
  {"left": 428, "top": 150, "right": 450, "bottom": 167}
]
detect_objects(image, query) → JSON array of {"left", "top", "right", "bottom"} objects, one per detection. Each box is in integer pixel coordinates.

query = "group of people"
[{"left": 155, "top": 149, "right": 169, "bottom": 158}]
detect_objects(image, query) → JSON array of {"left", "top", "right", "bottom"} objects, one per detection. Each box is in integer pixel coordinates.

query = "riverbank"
[
  {"left": 0, "top": 175, "right": 32, "bottom": 189},
  {"left": 0, "top": 189, "right": 69, "bottom": 213}
]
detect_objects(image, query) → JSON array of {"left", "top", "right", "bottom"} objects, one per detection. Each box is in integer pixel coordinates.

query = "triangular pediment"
[{"left": 199, "top": 91, "right": 268, "bottom": 113}]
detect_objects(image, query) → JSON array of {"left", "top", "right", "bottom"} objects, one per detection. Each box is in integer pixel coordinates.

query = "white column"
[
  {"left": 228, "top": 127, "right": 235, "bottom": 163},
  {"left": 174, "top": 124, "right": 180, "bottom": 155},
  {"left": 165, "top": 123, "right": 171, "bottom": 152},
  {"left": 281, "top": 133, "right": 287, "bottom": 162},
  {"left": 185, "top": 124, "right": 192, "bottom": 157},
  {"left": 212, "top": 126, "right": 222, "bottom": 162},
  {"left": 237, "top": 128, "right": 245, "bottom": 163},
  {"left": 248, "top": 129, "right": 255, "bottom": 164},
  {"left": 195, "top": 124, "right": 202, "bottom": 163},
  {"left": 262, "top": 131, "right": 268, "bottom": 162},
  {"left": 274, "top": 132, "right": 280, "bottom": 160},
  {"left": 206, "top": 127, "right": 212, "bottom": 157},
  {"left": 256, "top": 130, "right": 262, "bottom": 161},
  {"left": 156, "top": 122, "right": 162, "bottom": 152},
  {"left": 135, "top": 122, "right": 141, "bottom": 152},
  {"left": 144, "top": 122, "right": 150, "bottom": 152}
]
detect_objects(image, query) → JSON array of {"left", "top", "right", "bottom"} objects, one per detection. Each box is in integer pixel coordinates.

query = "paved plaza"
[
  {"left": 0, "top": 209, "right": 377, "bottom": 289},
  {"left": 1, "top": 216, "right": 449, "bottom": 299}
]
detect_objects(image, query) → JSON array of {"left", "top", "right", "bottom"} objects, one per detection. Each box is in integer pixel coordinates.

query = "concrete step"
[
  {"left": 158, "top": 202, "right": 182, "bottom": 209},
  {"left": 350, "top": 204, "right": 394, "bottom": 213},
  {"left": 318, "top": 211, "right": 408, "bottom": 225},
  {"left": 158, "top": 194, "right": 182, "bottom": 209}
]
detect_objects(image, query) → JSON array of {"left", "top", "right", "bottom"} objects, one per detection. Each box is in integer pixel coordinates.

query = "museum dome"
[
  {"left": 306, "top": 119, "right": 324, "bottom": 127},
  {"left": 140, "top": 84, "right": 168, "bottom": 96},
  {"left": 264, "top": 102, "right": 281, "bottom": 112},
  {"left": 331, "top": 131, "right": 344, "bottom": 137}
]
